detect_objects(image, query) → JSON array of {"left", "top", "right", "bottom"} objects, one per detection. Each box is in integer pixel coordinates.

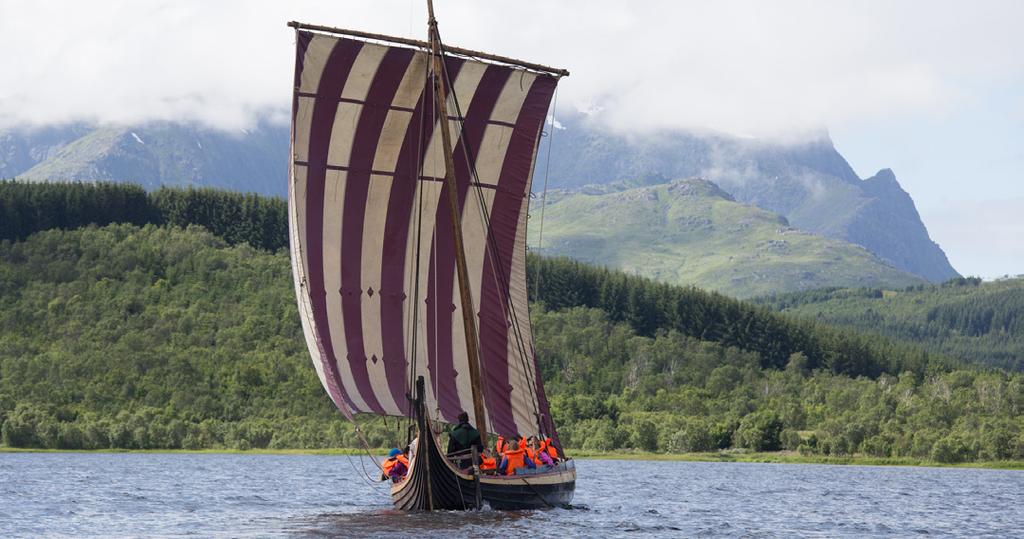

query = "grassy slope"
[
  {"left": 764, "top": 278, "right": 1024, "bottom": 371},
  {"left": 528, "top": 179, "right": 925, "bottom": 298}
]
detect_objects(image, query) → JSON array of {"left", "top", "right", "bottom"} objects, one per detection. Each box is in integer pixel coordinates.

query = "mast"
[{"left": 426, "top": 0, "right": 489, "bottom": 448}]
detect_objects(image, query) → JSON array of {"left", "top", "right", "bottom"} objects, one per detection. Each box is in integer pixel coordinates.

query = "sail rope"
[
  {"left": 406, "top": 55, "right": 431, "bottom": 424},
  {"left": 346, "top": 452, "right": 386, "bottom": 489},
  {"left": 430, "top": 64, "right": 443, "bottom": 425},
  {"left": 438, "top": 38, "right": 544, "bottom": 433},
  {"left": 533, "top": 86, "right": 559, "bottom": 300},
  {"left": 437, "top": 44, "right": 538, "bottom": 427},
  {"left": 349, "top": 419, "right": 385, "bottom": 473},
  {"left": 435, "top": 36, "right": 546, "bottom": 434}
]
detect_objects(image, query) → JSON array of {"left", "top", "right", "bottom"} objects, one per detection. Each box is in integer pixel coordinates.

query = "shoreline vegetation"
[
  {"left": 2, "top": 183, "right": 1022, "bottom": 468},
  {"left": 2, "top": 446, "right": 1022, "bottom": 470}
]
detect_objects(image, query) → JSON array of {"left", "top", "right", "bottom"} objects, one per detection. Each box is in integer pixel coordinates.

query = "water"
[{"left": 2, "top": 453, "right": 1022, "bottom": 538}]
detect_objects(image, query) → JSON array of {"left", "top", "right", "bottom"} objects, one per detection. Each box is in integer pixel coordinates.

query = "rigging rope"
[
  {"left": 346, "top": 452, "right": 386, "bottom": 489},
  {"left": 435, "top": 36, "right": 547, "bottom": 433},
  {"left": 406, "top": 57, "right": 431, "bottom": 421},
  {"left": 440, "top": 39, "right": 543, "bottom": 431},
  {"left": 429, "top": 46, "right": 446, "bottom": 426},
  {"left": 534, "top": 86, "right": 559, "bottom": 301}
]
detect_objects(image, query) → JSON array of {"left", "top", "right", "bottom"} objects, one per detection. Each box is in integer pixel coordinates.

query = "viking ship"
[{"left": 286, "top": 2, "right": 574, "bottom": 510}]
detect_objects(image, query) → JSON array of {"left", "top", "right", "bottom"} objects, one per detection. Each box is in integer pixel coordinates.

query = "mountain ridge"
[
  {"left": 1, "top": 116, "right": 957, "bottom": 282},
  {"left": 530, "top": 177, "right": 927, "bottom": 297},
  {"left": 537, "top": 114, "right": 958, "bottom": 282}
]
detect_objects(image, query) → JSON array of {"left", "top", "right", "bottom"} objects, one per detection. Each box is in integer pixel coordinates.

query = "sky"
[{"left": 0, "top": 0, "right": 1020, "bottom": 278}]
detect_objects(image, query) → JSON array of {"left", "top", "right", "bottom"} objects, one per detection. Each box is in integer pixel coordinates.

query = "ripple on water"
[{"left": 2, "top": 455, "right": 1024, "bottom": 538}]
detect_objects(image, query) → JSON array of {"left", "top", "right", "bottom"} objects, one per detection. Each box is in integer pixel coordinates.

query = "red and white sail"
[{"left": 288, "top": 29, "right": 560, "bottom": 441}]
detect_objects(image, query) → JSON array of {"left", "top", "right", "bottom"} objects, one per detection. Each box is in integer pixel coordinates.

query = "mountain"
[
  {"left": 757, "top": 277, "right": 1024, "bottom": 371},
  {"left": 2, "top": 115, "right": 957, "bottom": 282},
  {"left": 2, "top": 121, "right": 289, "bottom": 196},
  {"left": 0, "top": 123, "right": 95, "bottom": 178},
  {"left": 536, "top": 114, "right": 959, "bottom": 282},
  {"left": 529, "top": 178, "right": 927, "bottom": 298}
]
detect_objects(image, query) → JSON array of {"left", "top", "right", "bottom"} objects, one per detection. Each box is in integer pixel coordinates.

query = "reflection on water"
[
  {"left": 290, "top": 508, "right": 543, "bottom": 538},
  {"left": 2, "top": 453, "right": 1023, "bottom": 538}
]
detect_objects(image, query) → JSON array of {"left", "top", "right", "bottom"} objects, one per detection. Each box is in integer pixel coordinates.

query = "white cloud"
[{"left": 1, "top": 0, "right": 1022, "bottom": 135}]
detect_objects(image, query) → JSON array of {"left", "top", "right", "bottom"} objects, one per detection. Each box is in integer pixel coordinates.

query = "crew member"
[
  {"left": 540, "top": 436, "right": 560, "bottom": 463},
  {"left": 498, "top": 439, "right": 536, "bottom": 476},
  {"left": 495, "top": 434, "right": 507, "bottom": 454},
  {"left": 381, "top": 448, "right": 408, "bottom": 482},
  {"left": 447, "top": 411, "right": 483, "bottom": 468},
  {"left": 526, "top": 436, "right": 554, "bottom": 468},
  {"left": 479, "top": 448, "right": 497, "bottom": 474}
]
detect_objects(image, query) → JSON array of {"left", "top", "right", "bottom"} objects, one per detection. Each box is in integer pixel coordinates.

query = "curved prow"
[{"left": 391, "top": 376, "right": 576, "bottom": 511}]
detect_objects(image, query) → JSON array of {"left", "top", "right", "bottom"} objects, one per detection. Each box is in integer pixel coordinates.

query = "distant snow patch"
[{"left": 131, "top": 132, "right": 144, "bottom": 144}]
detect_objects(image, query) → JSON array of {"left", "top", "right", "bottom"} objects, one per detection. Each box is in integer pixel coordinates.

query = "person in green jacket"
[{"left": 446, "top": 411, "right": 483, "bottom": 469}]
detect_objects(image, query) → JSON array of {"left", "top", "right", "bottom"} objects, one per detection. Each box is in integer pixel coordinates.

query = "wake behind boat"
[{"left": 286, "top": 1, "right": 573, "bottom": 510}]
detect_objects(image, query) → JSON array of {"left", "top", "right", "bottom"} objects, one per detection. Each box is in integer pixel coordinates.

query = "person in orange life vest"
[
  {"left": 381, "top": 448, "right": 408, "bottom": 482},
  {"left": 517, "top": 435, "right": 527, "bottom": 450},
  {"left": 479, "top": 447, "right": 498, "bottom": 474},
  {"left": 526, "top": 436, "right": 554, "bottom": 468},
  {"left": 497, "top": 438, "right": 535, "bottom": 476},
  {"left": 540, "top": 436, "right": 559, "bottom": 462},
  {"left": 494, "top": 435, "right": 507, "bottom": 455}
]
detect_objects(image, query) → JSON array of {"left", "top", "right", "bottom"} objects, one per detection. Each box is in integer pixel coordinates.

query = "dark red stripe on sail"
[
  {"left": 379, "top": 57, "right": 465, "bottom": 415},
  {"left": 304, "top": 38, "right": 364, "bottom": 412},
  {"left": 477, "top": 75, "right": 557, "bottom": 437},
  {"left": 338, "top": 47, "right": 416, "bottom": 415},
  {"left": 426, "top": 65, "right": 512, "bottom": 423}
]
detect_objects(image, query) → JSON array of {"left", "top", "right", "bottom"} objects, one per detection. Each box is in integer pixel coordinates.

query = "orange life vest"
[
  {"left": 518, "top": 437, "right": 527, "bottom": 450},
  {"left": 382, "top": 456, "right": 407, "bottom": 478},
  {"left": 543, "top": 438, "right": 558, "bottom": 460},
  {"left": 495, "top": 436, "right": 506, "bottom": 454},
  {"left": 525, "top": 447, "right": 543, "bottom": 467},
  {"left": 502, "top": 447, "right": 528, "bottom": 476},
  {"left": 480, "top": 456, "right": 497, "bottom": 471}
]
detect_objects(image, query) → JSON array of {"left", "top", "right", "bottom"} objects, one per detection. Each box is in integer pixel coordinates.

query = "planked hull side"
[{"left": 390, "top": 378, "right": 575, "bottom": 510}]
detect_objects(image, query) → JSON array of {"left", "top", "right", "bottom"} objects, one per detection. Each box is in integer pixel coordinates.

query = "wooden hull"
[
  {"left": 390, "top": 377, "right": 575, "bottom": 510},
  {"left": 390, "top": 425, "right": 576, "bottom": 510}
]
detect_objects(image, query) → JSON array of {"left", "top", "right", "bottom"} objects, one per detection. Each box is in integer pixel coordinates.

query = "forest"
[
  {"left": 0, "top": 181, "right": 1021, "bottom": 462},
  {"left": 756, "top": 279, "right": 1024, "bottom": 371}
]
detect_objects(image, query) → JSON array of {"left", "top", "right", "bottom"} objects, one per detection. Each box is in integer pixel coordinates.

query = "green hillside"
[
  {"left": 537, "top": 114, "right": 959, "bottom": 282},
  {"left": 758, "top": 278, "right": 1024, "bottom": 371},
  {"left": 528, "top": 179, "right": 926, "bottom": 297},
  {"left": 1, "top": 182, "right": 1020, "bottom": 462},
  {"left": 0, "top": 224, "right": 1021, "bottom": 462}
]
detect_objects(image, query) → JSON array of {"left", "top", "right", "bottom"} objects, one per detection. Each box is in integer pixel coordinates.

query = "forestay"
[{"left": 288, "top": 29, "right": 560, "bottom": 441}]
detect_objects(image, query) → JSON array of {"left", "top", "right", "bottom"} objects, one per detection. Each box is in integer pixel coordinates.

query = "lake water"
[{"left": 2, "top": 453, "right": 1022, "bottom": 538}]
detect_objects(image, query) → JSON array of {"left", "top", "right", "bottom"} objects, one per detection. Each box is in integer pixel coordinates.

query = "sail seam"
[
  {"left": 296, "top": 93, "right": 518, "bottom": 128},
  {"left": 292, "top": 161, "right": 519, "bottom": 192}
]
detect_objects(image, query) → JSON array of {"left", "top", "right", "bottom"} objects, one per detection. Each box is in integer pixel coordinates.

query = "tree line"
[
  {"left": 1, "top": 224, "right": 1019, "bottom": 461},
  {"left": 0, "top": 180, "right": 286, "bottom": 251},
  {"left": 528, "top": 255, "right": 940, "bottom": 379},
  {"left": 1, "top": 182, "right": 1021, "bottom": 461},
  {"left": 756, "top": 277, "right": 1024, "bottom": 371}
]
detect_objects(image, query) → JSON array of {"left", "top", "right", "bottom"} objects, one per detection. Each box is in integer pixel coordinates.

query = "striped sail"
[{"left": 288, "top": 30, "right": 559, "bottom": 441}]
